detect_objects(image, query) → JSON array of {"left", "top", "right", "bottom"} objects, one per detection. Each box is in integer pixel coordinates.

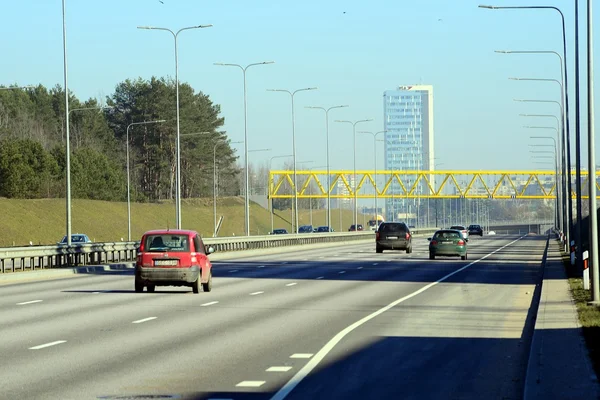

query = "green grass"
[
  {"left": 564, "top": 255, "right": 600, "bottom": 379},
  {"left": 0, "top": 197, "right": 365, "bottom": 247}
]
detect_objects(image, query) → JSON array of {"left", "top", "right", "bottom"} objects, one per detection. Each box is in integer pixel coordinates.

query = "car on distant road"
[
  {"left": 298, "top": 225, "right": 314, "bottom": 233},
  {"left": 316, "top": 226, "right": 333, "bottom": 233},
  {"left": 376, "top": 222, "right": 412, "bottom": 254},
  {"left": 58, "top": 234, "right": 91, "bottom": 245},
  {"left": 349, "top": 224, "right": 364, "bottom": 231},
  {"left": 468, "top": 224, "right": 483, "bottom": 236},
  {"left": 449, "top": 225, "right": 469, "bottom": 239},
  {"left": 135, "top": 229, "right": 214, "bottom": 294},
  {"left": 272, "top": 229, "right": 288, "bottom": 235},
  {"left": 428, "top": 229, "right": 468, "bottom": 260}
]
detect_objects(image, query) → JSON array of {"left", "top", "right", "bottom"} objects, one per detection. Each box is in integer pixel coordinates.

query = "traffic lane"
[
  {"left": 282, "top": 235, "right": 545, "bottom": 400},
  {"left": 0, "top": 236, "right": 512, "bottom": 356},
  {"left": 0, "top": 237, "right": 526, "bottom": 398}
]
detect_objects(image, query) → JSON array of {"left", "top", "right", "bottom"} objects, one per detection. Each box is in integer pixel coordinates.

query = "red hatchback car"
[{"left": 135, "top": 229, "right": 215, "bottom": 294}]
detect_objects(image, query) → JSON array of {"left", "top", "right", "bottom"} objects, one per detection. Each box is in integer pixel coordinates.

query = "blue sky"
[{"left": 1, "top": 0, "right": 597, "bottom": 173}]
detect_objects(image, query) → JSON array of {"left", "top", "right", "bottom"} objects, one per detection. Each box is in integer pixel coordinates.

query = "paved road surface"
[{"left": 0, "top": 234, "right": 545, "bottom": 399}]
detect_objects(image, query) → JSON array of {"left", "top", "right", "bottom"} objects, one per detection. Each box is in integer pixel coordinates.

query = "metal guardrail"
[{"left": 0, "top": 229, "right": 440, "bottom": 274}]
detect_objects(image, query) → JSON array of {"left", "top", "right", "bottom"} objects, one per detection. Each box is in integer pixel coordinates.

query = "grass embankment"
[
  {"left": 564, "top": 255, "right": 600, "bottom": 379},
  {"left": 0, "top": 197, "right": 364, "bottom": 247}
]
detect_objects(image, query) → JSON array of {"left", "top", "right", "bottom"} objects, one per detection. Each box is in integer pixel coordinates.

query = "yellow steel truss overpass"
[{"left": 268, "top": 170, "right": 600, "bottom": 199}]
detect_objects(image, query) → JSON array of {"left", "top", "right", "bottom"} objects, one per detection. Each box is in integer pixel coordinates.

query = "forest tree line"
[{"left": 0, "top": 77, "right": 241, "bottom": 202}]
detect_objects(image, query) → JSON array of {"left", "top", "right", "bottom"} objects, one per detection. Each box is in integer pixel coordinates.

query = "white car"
[{"left": 449, "top": 225, "right": 469, "bottom": 239}]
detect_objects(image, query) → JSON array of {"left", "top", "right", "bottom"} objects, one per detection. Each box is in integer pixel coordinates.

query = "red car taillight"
[
  {"left": 458, "top": 239, "right": 465, "bottom": 246},
  {"left": 431, "top": 240, "right": 438, "bottom": 245},
  {"left": 405, "top": 232, "right": 410, "bottom": 240},
  {"left": 376, "top": 232, "right": 380, "bottom": 240}
]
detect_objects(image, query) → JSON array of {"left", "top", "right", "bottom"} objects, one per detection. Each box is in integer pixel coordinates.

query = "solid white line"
[
  {"left": 250, "top": 291, "right": 264, "bottom": 296},
  {"left": 132, "top": 317, "right": 157, "bottom": 324},
  {"left": 17, "top": 300, "right": 43, "bottom": 305},
  {"left": 267, "top": 366, "right": 293, "bottom": 372},
  {"left": 290, "top": 353, "right": 313, "bottom": 359},
  {"left": 29, "top": 340, "right": 66, "bottom": 350},
  {"left": 236, "top": 381, "right": 265, "bottom": 387},
  {"left": 201, "top": 301, "right": 219, "bottom": 307},
  {"left": 338, "top": 271, "right": 346, "bottom": 274},
  {"left": 316, "top": 276, "right": 324, "bottom": 280},
  {"left": 270, "top": 236, "right": 525, "bottom": 400},
  {"left": 229, "top": 269, "right": 239, "bottom": 273},
  {"left": 285, "top": 283, "right": 297, "bottom": 287}
]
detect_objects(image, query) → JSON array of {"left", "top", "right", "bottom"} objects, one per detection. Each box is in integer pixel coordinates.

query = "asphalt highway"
[{"left": 0, "top": 234, "right": 546, "bottom": 400}]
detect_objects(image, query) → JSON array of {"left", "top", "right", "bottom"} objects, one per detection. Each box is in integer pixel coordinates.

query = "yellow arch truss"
[{"left": 268, "top": 170, "right": 600, "bottom": 199}]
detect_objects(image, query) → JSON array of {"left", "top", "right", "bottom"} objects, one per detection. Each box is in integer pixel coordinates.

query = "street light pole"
[
  {"left": 359, "top": 131, "right": 387, "bottom": 226},
  {"left": 268, "top": 88, "right": 317, "bottom": 233},
  {"left": 530, "top": 137, "right": 561, "bottom": 231},
  {"left": 269, "top": 154, "right": 293, "bottom": 233},
  {"left": 138, "top": 24, "right": 212, "bottom": 230},
  {"left": 126, "top": 120, "right": 166, "bottom": 240},
  {"left": 511, "top": 77, "right": 571, "bottom": 247},
  {"left": 215, "top": 62, "right": 274, "bottom": 236},
  {"left": 62, "top": 0, "right": 72, "bottom": 246},
  {"left": 587, "top": 0, "right": 599, "bottom": 303},
  {"left": 481, "top": 3, "right": 573, "bottom": 248},
  {"left": 306, "top": 105, "right": 348, "bottom": 230},
  {"left": 335, "top": 119, "right": 373, "bottom": 230}
]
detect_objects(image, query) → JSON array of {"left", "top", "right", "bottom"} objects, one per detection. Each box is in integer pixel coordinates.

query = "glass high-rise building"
[{"left": 383, "top": 85, "right": 434, "bottom": 224}]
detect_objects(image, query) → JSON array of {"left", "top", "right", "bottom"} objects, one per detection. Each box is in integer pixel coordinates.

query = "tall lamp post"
[
  {"left": 306, "top": 105, "right": 349, "bottom": 230},
  {"left": 530, "top": 136, "right": 561, "bottom": 231},
  {"left": 126, "top": 120, "right": 166, "bottom": 240},
  {"left": 358, "top": 130, "right": 387, "bottom": 225},
  {"left": 480, "top": 3, "right": 574, "bottom": 249},
  {"left": 138, "top": 24, "right": 213, "bottom": 230},
  {"left": 268, "top": 87, "right": 317, "bottom": 233},
  {"left": 213, "top": 140, "right": 243, "bottom": 237},
  {"left": 269, "top": 154, "right": 293, "bottom": 234},
  {"left": 215, "top": 61, "right": 274, "bottom": 236},
  {"left": 587, "top": 0, "right": 599, "bottom": 303},
  {"left": 335, "top": 119, "right": 373, "bottom": 230},
  {"left": 522, "top": 121, "right": 567, "bottom": 237},
  {"left": 510, "top": 77, "right": 571, "bottom": 247},
  {"left": 530, "top": 150, "right": 560, "bottom": 229},
  {"left": 61, "top": 0, "right": 72, "bottom": 245}
]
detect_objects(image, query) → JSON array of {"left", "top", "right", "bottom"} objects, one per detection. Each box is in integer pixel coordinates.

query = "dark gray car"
[{"left": 376, "top": 222, "right": 412, "bottom": 253}]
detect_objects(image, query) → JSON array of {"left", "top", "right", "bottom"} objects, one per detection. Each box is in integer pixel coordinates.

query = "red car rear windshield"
[{"left": 144, "top": 234, "right": 190, "bottom": 252}]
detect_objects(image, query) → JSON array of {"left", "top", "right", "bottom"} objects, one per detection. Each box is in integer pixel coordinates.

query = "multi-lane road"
[{"left": 0, "top": 234, "right": 546, "bottom": 400}]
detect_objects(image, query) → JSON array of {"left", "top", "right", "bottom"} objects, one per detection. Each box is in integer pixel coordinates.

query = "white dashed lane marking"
[
  {"left": 357, "top": 266, "right": 363, "bottom": 270},
  {"left": 316, "top": 276, "right": 324, "bottom": 280},
  {"left": 132, "top": 317, "right": 157, "bottom": 324},
  {"left": 267, "top": 366, "right": 293, "bottom": 372},
  {"left": 229, "top": 270, "right": 238, "bottom": 273},
  {"left": 250, "top": 291, "right": 264, "bottom": 296},
  {"left": 17, "top": 300, "right": 43, "bottom": 305},
  {"left": 201, "top": 301, "right": 219, "bottom": 306},
  {"left": 29, "top": 340, "right": 66, "bottom": 350},
  {"left": 236, "top": 381, "right": 265, "bottom": 388},
  {"left": 285, "top": 283, "right": 297, "bottom": 287},
  {"left": 290, "top": 353, "right": 313, "bottom": 359},
  {"left": 338, "top": 271, "right": 346, "bottom": 274},
  {"left": 257, "top": 265, "right": 265, "bottom": 268},
  {"left": 372, "top": 263, "right": 378, "bottom": 266}
]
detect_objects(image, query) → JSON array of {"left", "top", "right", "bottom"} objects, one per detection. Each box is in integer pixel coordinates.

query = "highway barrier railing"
[
  {"left": 0, "top": 229, "right": 440, "bottom": 274},
  {"left": 0, "top": 230, "right": 411, "bottom": 274}
]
